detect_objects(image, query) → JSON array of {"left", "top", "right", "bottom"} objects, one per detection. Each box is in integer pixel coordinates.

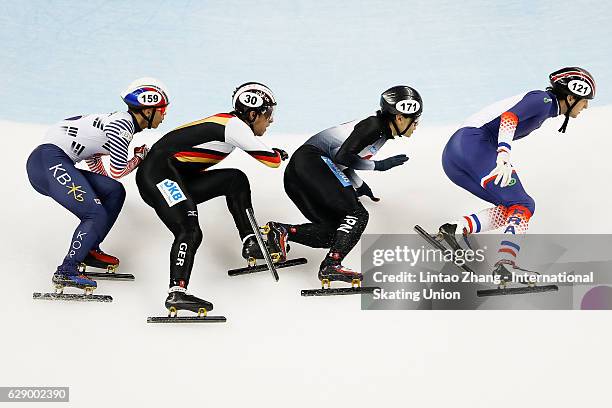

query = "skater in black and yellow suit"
[{"left": 136, "top": 82, "right": 288, "bottom": 315}]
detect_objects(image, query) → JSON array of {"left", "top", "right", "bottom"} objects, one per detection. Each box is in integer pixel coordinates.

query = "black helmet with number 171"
[
  {"left": 379, "top": 85, "right": 423, "bottom": 136},
  {"left": 380, "top": 85, "right": 423, "bottom": 118}
]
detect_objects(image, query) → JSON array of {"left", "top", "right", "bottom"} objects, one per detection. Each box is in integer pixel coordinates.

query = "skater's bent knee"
[
  {"left": 228, "top": 169, "right": 250, "bottom": 191},
  {"left": 114, "top": 182, "right": 127, "bottom": 202},
  {"left": 524, "top": 196, "right": 535, "bottom": 215},
  {"left": 351, "top": 204, "right": 369, "bottom": 221},
  {"left": 175, "top": 224, "right": 203, "bottom": 248},
  {"left": 502, "top": 195, "right": 535, "bottom": 217}
]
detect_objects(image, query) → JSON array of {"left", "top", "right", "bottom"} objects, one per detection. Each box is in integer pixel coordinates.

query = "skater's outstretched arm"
[{"left": 225, "top": 117, "right": 282, "bottom": 168}]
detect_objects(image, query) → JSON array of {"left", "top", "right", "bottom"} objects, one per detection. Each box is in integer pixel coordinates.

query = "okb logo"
[{"left": 156, "top": 179, "right": 187, "bottom": 207}]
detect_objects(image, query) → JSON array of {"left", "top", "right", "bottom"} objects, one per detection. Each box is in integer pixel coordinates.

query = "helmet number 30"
[
  {"left": 395, "top": 100, "right": 420, "bottom": 115},
  {"left": 568, "top": 80, "right": 591, "bottom": 97},
  {"left": 137, "top": 91, "right": 161, "bottom": 106},
  {"left": 239, "top": 92, "right": 263, "bottom": 108}
]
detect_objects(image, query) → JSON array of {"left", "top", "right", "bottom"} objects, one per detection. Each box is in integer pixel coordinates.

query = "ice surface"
[{"left": 3, "top": 103, "right": 612, "bottom": 406}]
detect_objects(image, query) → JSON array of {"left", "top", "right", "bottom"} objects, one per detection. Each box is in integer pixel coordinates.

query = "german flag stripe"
[
  {"left": 173, "top": 151, "right": 227, "bottom": 164},
  {"left": 174, "top": 151, "right": 228, "bottom": 160},
  {"left": 248, "top": 150, "right": 281, "bottom": 168},
  {"left": 174, "top": 156, "right": 223, "bottom": 164},
  {"left": 173, "top": 113, "right": 233, "bottom": 131}
]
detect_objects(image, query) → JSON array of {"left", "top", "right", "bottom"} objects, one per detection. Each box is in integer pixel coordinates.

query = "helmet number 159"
[{"left": 138, "top": 92, "right": 161, "bottom": 106}]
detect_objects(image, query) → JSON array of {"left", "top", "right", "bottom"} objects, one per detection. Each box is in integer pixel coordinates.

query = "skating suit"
[
  {"left": 136, "top": 113, "right": 281, "bottom": 286},
  {"left": 26, "top": 111, "right": 141, "bottom": 266},
  {"left": 442, "top": 90, "right": 560, "bottom": 215},
  {"left": 283, "top": 115, "right": 392, "bottom": 250}
]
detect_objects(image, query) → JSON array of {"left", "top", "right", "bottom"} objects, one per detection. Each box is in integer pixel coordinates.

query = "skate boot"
[
  {"left": 492, "top": 262, "right": 513, "bottom": 288},
  {"left": 241, "top": 235, "right": 264, "bottom": 263},
  {"left": 165, "top": 286, "right": 214, "bottom": 317},
  {"left": 438, "top": 223, "right": 472, "bottom": 250},
  {"left": 241, "top": 234, "right": 281, "bottom": 263},
  {"left": 82, "top": 248, "right": 119, "bottom": 272},
  {"left": 318, "top": 262, "right": 363, "bottom": 289},
  {"left": 263, "top": 221, "right": 289, "bottom": 262},
  {"left": 52, "top": 263, "right": 97, "bottom": 294}
]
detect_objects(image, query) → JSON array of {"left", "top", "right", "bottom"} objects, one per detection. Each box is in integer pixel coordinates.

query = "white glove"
[{"left": 484, "top": 151, "right": 513, "bottom": 188}]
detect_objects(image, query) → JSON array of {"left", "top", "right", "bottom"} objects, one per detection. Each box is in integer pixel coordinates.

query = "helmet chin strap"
[
  {"left": 558, "top": 96, "right": 578, "bottom": 133},
  {"left": 138, "top": 109, "right": 156, "bottom": 129},
  {"left": 391, "top": 117, "right": 413, "bottom": 137}
]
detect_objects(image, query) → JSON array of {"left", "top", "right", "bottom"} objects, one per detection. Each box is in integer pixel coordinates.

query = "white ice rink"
[{"left": 4, "top": 104, "right": 612, "bottom": 406}]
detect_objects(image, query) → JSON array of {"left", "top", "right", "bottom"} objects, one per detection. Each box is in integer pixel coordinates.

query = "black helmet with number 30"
[
  {"left": 232, "top": 82, "right": 276, "bottom": 123},
  {"left": 548, "top": 67, "right": 596, "bottom": 133},
  {"left": 380, "top": 85, "right": 423, "bottom": 118}
]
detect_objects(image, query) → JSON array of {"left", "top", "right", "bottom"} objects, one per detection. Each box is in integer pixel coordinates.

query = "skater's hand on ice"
[
  {"left": 488, "top": 151, "right": 513, "bottom": 188},
  {"left": 356, "top": 182, "right": 380, "bottom": 202},
  {"left": 374, "top": 154, "right": 409, "bottom": 171},
  {"left": 272, "top": 148, "right": 289, "bottom": 161},
  {"left": 134, "top": 144, "right": 149, "bottom": 160}
]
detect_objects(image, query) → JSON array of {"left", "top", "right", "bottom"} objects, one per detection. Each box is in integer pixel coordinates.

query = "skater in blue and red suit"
[
  {"left": 438, "top": 67, "right": 595, "bottom": 279},
  {"left": 26, "top": 78, "right": 170, "bottom": 292}
]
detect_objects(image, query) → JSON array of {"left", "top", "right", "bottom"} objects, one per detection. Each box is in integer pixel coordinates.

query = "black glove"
[
  {"left": 273, "top": 148, "right": 289, "bottom": 161},
  {"left": 374, "top": 154, "right": 409, "bottom": 171},
  {"left": 355, "top": 182, "right": 380, "bottom": 202}
]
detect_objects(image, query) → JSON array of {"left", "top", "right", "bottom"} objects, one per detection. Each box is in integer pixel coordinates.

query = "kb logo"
[{"left": 156, "top": 179, "right": 187, "bottom": 207}]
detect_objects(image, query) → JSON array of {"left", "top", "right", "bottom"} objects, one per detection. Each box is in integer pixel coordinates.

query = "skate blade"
[
  {"left": 477, "top": 285, "right": 559, "bottom": 297},
  {"left": 414, "top": 225, "right": 475, "bottom": 273},
  {"left": 146, "top": 316, "right": 227, "bottom": 323},
  {"left": 82, "top": 271, "right": 135, "bottom": 281},
  {"left": 33, "top": 292, "right": 113, "bottom": 302},
  {"left": 228, "top": 257, "right": 307, "bottom": 276},
  {"left": 301, "top": 286, "right": 380, "bottom": 297},
  {"left": 414, "top": 225, "right": 448, "bottom": 251}
]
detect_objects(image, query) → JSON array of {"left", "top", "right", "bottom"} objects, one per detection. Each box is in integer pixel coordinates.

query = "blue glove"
[{"left": 374, "top": 154, "right": 409, "bottom": 171}]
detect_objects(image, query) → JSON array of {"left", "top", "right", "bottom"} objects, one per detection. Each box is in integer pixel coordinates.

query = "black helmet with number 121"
[{"left": 548, "top": 67, "right": 596, "bottom": 133}]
